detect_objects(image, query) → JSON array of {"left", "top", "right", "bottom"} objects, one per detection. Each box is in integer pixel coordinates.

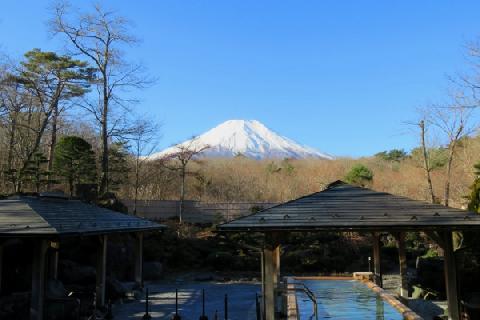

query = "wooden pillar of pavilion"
[
  {"left": 96, "top": 235, "right": 108, "bottom": 308},
  {"left": 0, "top": 242, "right": 3, "bottom": 295},
  {"left": 443, "top": 231, "right": 460, "bottom": 320},
  {"left": 48, "top": 241, "right": 60, "bottom": 280},
  {"left": 31, "top": 239, "right": 48, "bottom": 320},
  {"left": 372, "top": 232, "right": 382, "bottom": 287},
  {"left": 134, "top": 232, "right": 144, "bottom": 288},
  {"left": 394, "top": 232, "right": 408, "bottom": 298},
  {"left": 263, "top": 233, "right": 281, "bottom": 320}
]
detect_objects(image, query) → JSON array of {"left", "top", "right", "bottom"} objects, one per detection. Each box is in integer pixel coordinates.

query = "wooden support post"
[
  {"left": 0, "top": 243, "right": 3, "bottom": 295},
  {"left": 96, "top": 235, "right": 108, "bottom": 308},
  {"left": 134, "top": 232, "right": 144, "bottom": 288},
  {"left": 48, "top": 241, "right": 60, "bottom": 280},
  {"left": 372, "top": 232, "right": 382, "bottom": 287},
  {"left": 260, "top": 249, "right": 265, "bottom": 318},
  {"left": 273, "top": 245, "right": 281, "bottom": 315},
  {"left": 263, "top": 235, "right": 281, "bottom": 320},
  {"left": 443, "top": 231, "right": 459, "bottom": 320},
  {"left": 31, "top": 239, "right": 48, "bottom": 320},
  {"left": 396, "top": 232, "right": 408, "bottom": 298}
]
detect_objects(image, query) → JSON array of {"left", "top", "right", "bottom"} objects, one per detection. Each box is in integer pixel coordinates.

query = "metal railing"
[{"left": 281, "top": 282, "right": 318, "bottom": 320}]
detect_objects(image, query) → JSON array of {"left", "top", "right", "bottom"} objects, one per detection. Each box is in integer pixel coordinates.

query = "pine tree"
[
  {"left": 22, "top": 152, "right": 52, "bottom": 193},
  {"left": 107, "top": 142, "right": 130, "bottom": 192},
  {"left": 345, "top": 164, "right": 374, "bottom": 187},
  {"left": 54, "top": 136, "right": 96, "bottom": 197}
]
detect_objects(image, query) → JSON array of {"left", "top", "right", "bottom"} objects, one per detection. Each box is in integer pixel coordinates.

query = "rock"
[
  {"left": 415, "top": 257, "right": 445, "bottom": 297},
  {"left": 143, "top": 262, "right": 163, "bottom": 280},
  {"left": 59, "top": 260, "right": 96, "bottom": 284},
  {"left": 0, "top": 293, "right": 30, "bottom": 320},
  {"left": 106, "top": 278, "right": 129, "bottom": 300},
  {"left": 133, "top": 290, "right": 144, "bottom": 300},
  {"left": 194, "top": 272, "right": 215, "bottom": 282},
  {"left": 46, "top": 279, "right": 67, "bottom": 298}
]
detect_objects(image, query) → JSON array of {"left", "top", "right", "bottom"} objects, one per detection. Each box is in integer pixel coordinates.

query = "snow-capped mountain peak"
[{"left": 150, "top": 119, "right": 333, "bottom": 160}]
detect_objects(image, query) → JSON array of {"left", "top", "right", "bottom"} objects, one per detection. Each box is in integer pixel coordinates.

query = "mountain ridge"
[{"left": 150, "top": 120, "right": 333, "bottom": 160}]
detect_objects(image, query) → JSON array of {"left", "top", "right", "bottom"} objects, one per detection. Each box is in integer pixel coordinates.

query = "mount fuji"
[{"left": 150, "top": 120, "right": 333, "bottom": 160}]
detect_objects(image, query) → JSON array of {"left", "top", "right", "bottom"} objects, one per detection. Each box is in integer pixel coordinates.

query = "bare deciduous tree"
[
  {"left": 429, "top": 102, "right": 476, "bottom": 206},
  {"left": 419, "top": 119, "right": 436, "bottom": 203},
  {"left": 50, "top": 1, "right": 152, "bottom": 194},
  {"left": 161, "top": 137, "right": 210, "bottom": 223},
  {"left": 126, "top": 117, "right": 161, "bottom": 215},
  {"left": 406, "top": 110, "right": 437, "bottom": 203}
]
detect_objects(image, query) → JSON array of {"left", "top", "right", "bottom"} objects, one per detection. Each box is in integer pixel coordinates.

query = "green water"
[{"left": 296, "top": 280, "right": 404, "bottom": 320}]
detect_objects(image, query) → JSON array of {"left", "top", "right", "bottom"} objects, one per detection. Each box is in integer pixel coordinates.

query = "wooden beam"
[
  {"left": 31, "top": 239, "right": 48, "bottom": 320},
  {"left": 96, "top": 235, "right": 108, "bottom": 308},
  {"left": 443, "top": 231, "right": 460, "bottom": 320},
  {"left": 372, "top": 232, "right": 382, "bottom": 287},
  {"left": 395, "top": 232, "right": 408, "bottom": 298},
  {"left": 134, "top": 232, "right": 144, "bottom": 288}
]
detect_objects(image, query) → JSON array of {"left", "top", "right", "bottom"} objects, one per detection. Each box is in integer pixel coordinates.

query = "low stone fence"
[{"left": 121, "top": 199, "right": 278, "bottom": 223}]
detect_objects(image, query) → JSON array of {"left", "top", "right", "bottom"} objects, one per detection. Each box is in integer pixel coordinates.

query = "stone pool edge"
[
  {"left": 286, "top": 278, "right": 299, "bottom": 320},
  {"left": 285, "top": 276, "right": 424, "bottom": 320},
  {"left": 364, "top": 280, "right": 423, "bottom": 320}
]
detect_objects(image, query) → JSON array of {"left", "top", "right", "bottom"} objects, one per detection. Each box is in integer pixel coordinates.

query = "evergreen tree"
[
  {"left": 375, "top": 149, "right": 408, "bottom": 162},
  {"left": 107, "top": 142, "right": 130, "bottom": 192},
  {"left": 16, "top": 49, "right": 92, "bottom": 183},
  {"left": 22, "top": 152, "right": 52, "bottom": 193},
  {"left": 345, "top": 164, "right": 374, "bottom": 187},
  {"left": 467, "top": 162, "right": 480, "bottom": 214},
  {"left": 54, "top": 136, "right": 96, "bottom": 197}
]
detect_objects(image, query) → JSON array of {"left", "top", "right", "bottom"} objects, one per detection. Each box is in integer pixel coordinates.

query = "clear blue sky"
[{"left": 1, "top": 1, "right": 480, "bottom": 157}]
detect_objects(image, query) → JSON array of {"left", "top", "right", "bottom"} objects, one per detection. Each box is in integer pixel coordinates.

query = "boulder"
[
  {"left": 59, "top": 260, "right": 96, "bottom": 284},
  {"left": 194, "top": 272, "right": 215, "bottom": 282},
  {"left": 415, "top": 257, "right": 445, "bottom": 297},
  {"left": 143, "top": 262, "right": 163, "bottom": 280},
  {"left": 106, "top": 278, "right": 129, "bottom": 300},
  {"left": 46, "top": 279, "right": 67, "bottom": 298}
]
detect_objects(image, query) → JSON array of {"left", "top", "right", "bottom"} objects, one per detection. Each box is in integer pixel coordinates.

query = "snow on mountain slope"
[{"left": 150, "top": 120, "right": 333, "bottom": 160}]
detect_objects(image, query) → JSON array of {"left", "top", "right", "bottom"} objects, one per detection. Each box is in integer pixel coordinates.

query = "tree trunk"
[
  {"left": 21, "top": 108, "right": 54, "bottom": 175},
  {"left": 444, "top": 142, "right": 457, "bottom": 207},
  {"left": 99, "top": 72, "right": 109, "bottom": 195},
  {"left": 133, "top": 155, "right": 140, "bottom": 216},
  {"left": 420, "top": 120, "right": 435, "bottom": 203},
  {"left": 179, "top": 165, "right": 185, "bottom": 224},
  {"left": 47, "top": 104, "right": 59, "bottom": 191},
  {"left": 7, "top": 113, "right": 17, "bottom": 171},
  {"left": 6, "top": 112, "right": 18, "bottom": 192}
]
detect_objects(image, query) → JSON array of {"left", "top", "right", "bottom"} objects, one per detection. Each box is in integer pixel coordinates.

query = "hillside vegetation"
[{"left": 118, "top": 135, "right": 480, "bottom": 209}]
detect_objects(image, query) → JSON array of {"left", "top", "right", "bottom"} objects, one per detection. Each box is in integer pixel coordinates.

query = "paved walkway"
[{"left": 113, "top": 282, "right": 260, "bottom": 320}]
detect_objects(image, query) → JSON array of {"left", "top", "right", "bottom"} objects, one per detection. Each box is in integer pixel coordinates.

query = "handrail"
[{"left": 281, "top": 282, "right": 318, "bottom": 320}]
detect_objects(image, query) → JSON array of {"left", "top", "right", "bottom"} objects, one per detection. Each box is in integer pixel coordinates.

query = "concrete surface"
[{"left": 113, "top": 282, "right": 260, "bottom": 319}]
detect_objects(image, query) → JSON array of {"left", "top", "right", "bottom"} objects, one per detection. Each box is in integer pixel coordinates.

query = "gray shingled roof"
[
  {"left": 0, "top": 196, "right": 166, "bottom": 237},
  {"left": 218, "top": 181, "right": 480, "bottom": 232}
]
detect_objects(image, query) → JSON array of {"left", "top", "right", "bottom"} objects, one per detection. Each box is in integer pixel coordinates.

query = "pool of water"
[{"left": 296, "top": 279, "right": 404, "bottom": 320}]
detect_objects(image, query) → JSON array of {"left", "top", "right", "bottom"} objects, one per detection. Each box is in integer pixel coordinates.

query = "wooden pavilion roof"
[
  {"left": 218, "top": 181, "right": 480, "bottom": 232},
  {"left": 0, "top": 195, "right": 166, "bottom": 237}
]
